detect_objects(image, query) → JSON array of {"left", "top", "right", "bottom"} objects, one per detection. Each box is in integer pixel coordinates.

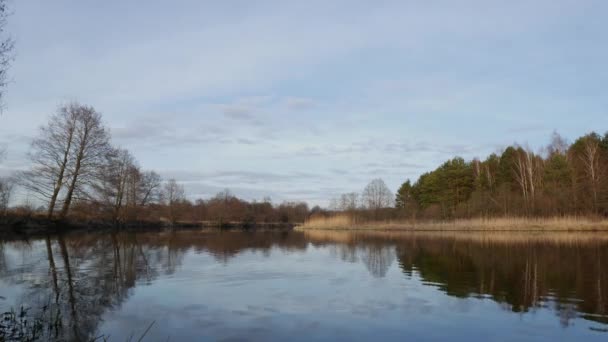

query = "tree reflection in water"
[
  {"left": 0, "top": 231, "right": 309, "bottom": 340},
  {"left": 307, "top": 230, "right": 608, "bottom": 327},
  {"left": 0, "top": 230, "right": 607, "bottom": 340},
  {"left": 327, "top": 242, "right": 395, "bottom": 278}
]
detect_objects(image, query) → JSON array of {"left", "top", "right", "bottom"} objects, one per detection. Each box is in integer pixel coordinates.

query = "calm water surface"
[{"left": 1, "top": 230, "right": 608, "bottom": 341}]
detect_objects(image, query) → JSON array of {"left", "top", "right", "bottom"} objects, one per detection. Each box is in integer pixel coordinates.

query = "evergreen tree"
[{"left": 395, "top": 180, "right": 412, "bottom": 209}]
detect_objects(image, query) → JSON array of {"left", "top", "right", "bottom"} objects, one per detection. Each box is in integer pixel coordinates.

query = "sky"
[{"left": 0, "top": 0, "right": 607, "bottom": 206}]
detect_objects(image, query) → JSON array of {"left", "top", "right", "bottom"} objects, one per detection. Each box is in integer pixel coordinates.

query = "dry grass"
[
  {"left": 302, "top": 229, "right": 608, "bottom": 245},
  {"left": 300, "top": 215, "right": 353, "bottom": 229},
  {"left": 299, "top": 214, "right": 608, "bottom": 231}
]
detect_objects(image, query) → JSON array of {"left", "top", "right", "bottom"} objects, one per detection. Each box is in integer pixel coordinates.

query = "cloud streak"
[{"left": 3, "top": 0, "right": 608, "bottom": 206}]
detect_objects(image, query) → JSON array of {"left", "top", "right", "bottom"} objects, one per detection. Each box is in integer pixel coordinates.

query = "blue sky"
[{"left": 1, "top": 0, "right": 607, "bottom": 206}]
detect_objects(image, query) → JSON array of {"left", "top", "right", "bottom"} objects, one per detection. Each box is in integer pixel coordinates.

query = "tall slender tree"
[
  {"left": 395, "top": 180, "right": 412, "bottom": 209},
  {"left": 0, "top": 175, "right": 11, "bottom": 216},
  {"left": 162, "top": 179, "right": 185, "bottom": 224},
  {"left": 96, "top": 148, "right": 136, "bottom": 222},
  {"left": 0, "top": 148, "right": 10, "bottom": 215},
  {"left": 0, "top": 0, "right": 14, "bottom": 110},
  {"left": 59, "top": 104, "right": 110, "bottom": 219},
  {"left": 21, "top": 105, "right": 79, "bottom": 218},
  {"left": 362, "top": 178, "right": 393, "bottom": 210}
]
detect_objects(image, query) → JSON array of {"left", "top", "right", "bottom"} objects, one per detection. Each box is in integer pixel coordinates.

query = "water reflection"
[
  {"left": 326, "top": 242, "right": 395, "bottom": 278},
  {"left": 306, "top": 231, "right": 608, "bottom": 327},
  {"left": 0, "top": 230, "right": 607, "bottom": 340},
  {"left": 0, "top": 232, "right": 310, "bottom": 340}
]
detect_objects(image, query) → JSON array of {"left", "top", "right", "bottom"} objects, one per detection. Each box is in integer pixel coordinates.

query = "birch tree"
[
  {"left": 20, "top": 105, "right": 79, "bottom": 218},
  {"left": 339, "top": 192, "right": 359, "bottom": 211},
  {"left": 0, "top": 148, "right": 9, "bottom": 215},
  {"left": 362, "top": 178, "right": 393, "bottom": 210},
  {"left": 95, "top": 149, "right": 161, "bottom": 222},
  {"left": 96, "top": 148, "right": 136, "bottom": 221},
  {"left": 513, "top": 147, "right": 543, "bottom": 212},
  {"left": 580, "top": 137, "right": 602, "bottom": 213},
  {"left": 0, "top": 176, "right": 11, "bottom": 216},
  {"left": 162, "top": 179, "right": 185, "bottom": 224},
  {"left": 59, "top": 104, "right": 110, "bottom": 219},
  {"left": 135, "top": 171, "right": 161, "bottom": 207},
  {"left": 21, "top": 103, "right": 110, "bottom": 219},
  {"left": 0, "top": 0, "right": 13, "bottom": 109}
]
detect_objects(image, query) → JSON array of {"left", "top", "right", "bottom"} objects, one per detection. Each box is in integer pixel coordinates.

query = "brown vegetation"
[
  {"left": 302, "top": 229, "right": 608, "bottom": 245},
  {"left": 316, "top": 131, "right": 608, "bottom": 231},
  {"left": 300, "top": 213, "right": 608, "bottom": 231},
  {"left": 3, "top": 104, "right": 608, "bottom": 234},
  {"left": 2, "top": 103, "right": 309, "bottom": 230},
  {"left": 301, "top": 229, "right": 608, "bottom": 325}
]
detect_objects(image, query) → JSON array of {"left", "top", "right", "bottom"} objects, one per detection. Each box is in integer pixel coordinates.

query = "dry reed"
[
  {"left": 299, "top": 214, "right": 608, "bottom": 231},
  {"left": 302, "top": 229, "right": 608, "bottom": 245}
]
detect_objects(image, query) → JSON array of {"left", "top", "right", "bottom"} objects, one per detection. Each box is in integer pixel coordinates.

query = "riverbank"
[
  {"left": 0, "top": 214, "right": 295, "bottom": 238},
  {"left": 298, "top": 214, "right": 608, "bottom": 231},
  {"left": 301, "top": 229, "right": 608, "bottom": 245}
]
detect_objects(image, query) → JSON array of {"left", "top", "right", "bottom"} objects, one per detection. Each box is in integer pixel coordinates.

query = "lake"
[{"left": 1, "top": 230, "right": 607, "bottom": 341}]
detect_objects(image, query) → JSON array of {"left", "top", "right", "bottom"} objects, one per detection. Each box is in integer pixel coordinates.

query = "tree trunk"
[
  {"left": 47, "top": 127, "right": 74, "bottom": 219},
  {"left": 60, "top": 130, "right": 88, "bottom": 219}
]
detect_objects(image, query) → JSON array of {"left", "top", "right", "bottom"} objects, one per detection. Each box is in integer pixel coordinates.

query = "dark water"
[{"left": 1, "top": 230, "right": 608, "bottom": 341}]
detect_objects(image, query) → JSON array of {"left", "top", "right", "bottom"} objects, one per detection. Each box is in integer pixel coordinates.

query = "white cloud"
[
  {"left": 285, "top": 97, "right": 316, "bottom": 110},
  {"left": 3, "top": 0, "right": 607, "bottom": 206}
]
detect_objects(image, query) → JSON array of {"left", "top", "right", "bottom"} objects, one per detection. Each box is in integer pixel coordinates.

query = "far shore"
[
  {"left": 5, "top": 213, "right": 608, "bottom": 239},
  {"left": 297, "top": 215, "right": 608, "bottom": 232},
  {"left": 0, "top": 214, "right": 295, "bottom": 239}
]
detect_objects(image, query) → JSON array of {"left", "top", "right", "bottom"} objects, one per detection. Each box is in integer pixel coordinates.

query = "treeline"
[
  {"left": 4, "top": 103, "right": 607, "bottom": 225},
  {"left": 328, "top": 132, "right": 608, "bottom": 220},
  {"left": 0, "top": 103, "right": 308, "bottom": 226},
  {"left": 397, "top": 132, "right": 608, "bottom": 219}
]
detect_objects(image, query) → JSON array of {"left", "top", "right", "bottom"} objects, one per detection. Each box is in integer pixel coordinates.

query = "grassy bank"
[
  {"left": 302, "top": 229, "right": 608, "bottom": 245},
  {"left": 298, "top": 214, "right": 608, "bottom": 231}
]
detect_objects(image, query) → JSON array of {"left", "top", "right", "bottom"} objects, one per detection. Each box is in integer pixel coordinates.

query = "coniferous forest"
[
  {"left": 322, "top": 132, "right": 608, "bottom": 224},
  {"left": 394, "top": 132, "right": 608, "bottom": 219},
  {"left": 3, "top": 102, "right": 607, "bottom": 230}
]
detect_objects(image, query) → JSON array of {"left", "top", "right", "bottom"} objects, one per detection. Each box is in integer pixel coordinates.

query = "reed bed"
[
  {"left": 299, "top": 214, "right": 608, "bottom": 231},
  {"left": 302, "top": 229, "right": 608, "bottom": 245}
]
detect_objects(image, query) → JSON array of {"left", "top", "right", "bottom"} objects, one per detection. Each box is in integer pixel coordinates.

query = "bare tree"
[
  {"left": 95, "top": 147, "right": 162, "bottom": 222},
  {"left": 513, "top": 147, "right": 543, "bottom": 211},
  {"left": 513, "top": 148, "right": 530, "bottom": 205},
  {"left": 123, "top": 169, "right": 161, "bottom": 221},
  {"left": 328, "top": 196, "right": 339, "bottom": 211},
  {"left": 339, "top": 192, "right": 359, "bottom": 211},
  {"left": 162, "top": 179, "right": 185, "bottom": 224},
  {"left": 0, "top": 0, "right": 14, "bottom": 110},
  {"left": 96, "top": 148, "right": 136, "bottom": 221},
  {"left": 20, "top": 103, "right": 110, "bottom": 219},
  {"left": 135, "top": 171, "right": 161, "bottom": 207},
  {"left": 20, "top": 105, "right": 79, "bottom": 218},
  {"left": 547, "top": 131, "right": 569, "bottom": 156},
  {"left": 0, "top": 175, "right": 12, "bottom": 215},
  {"left": 362, "top": 178, "right": 393, "bottom": 210},
  {"left": 0, "top": 145, "right": 9, "bottom": 214},
  {"left": 60, "top": 104, "right": 110, "bottom": 219},
  {"left": 580, "top": 138, "right": 602, "bottom": 213}
]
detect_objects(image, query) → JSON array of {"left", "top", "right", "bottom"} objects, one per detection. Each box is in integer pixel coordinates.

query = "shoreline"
[
  {"left": 297, "top": 216, "right": 608, "bottom": 232},
  {"left": 300, "top": 229, "right": 608, "bottom": 245},
  {"left": 0, "top": 215, "right": 295, "bottom": 239}
]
